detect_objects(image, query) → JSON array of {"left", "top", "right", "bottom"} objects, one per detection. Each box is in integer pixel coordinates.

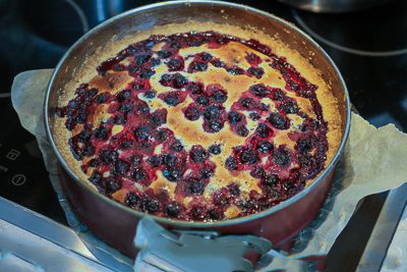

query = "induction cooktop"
[{"left": 0, "top": 1, "right": 406, "bottom": 271}]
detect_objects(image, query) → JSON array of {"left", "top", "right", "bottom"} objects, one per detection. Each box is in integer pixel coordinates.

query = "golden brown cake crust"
[{"left": 54, "top": 22, "right": 342, "bottom": 221}]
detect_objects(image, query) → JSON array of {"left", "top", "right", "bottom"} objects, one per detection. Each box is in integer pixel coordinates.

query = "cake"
[{"left": 55, "top": 23, "right": 342, "bottom": 221}]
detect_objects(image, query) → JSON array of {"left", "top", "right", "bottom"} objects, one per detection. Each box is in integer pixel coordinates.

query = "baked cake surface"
[{"left": 55, "top": 23, "right": 342, "bottom": 221}]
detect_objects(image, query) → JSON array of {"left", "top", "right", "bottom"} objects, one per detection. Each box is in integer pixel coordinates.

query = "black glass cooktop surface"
[{"left": 0, "top": 0, "right": 405, "bottom": 271}]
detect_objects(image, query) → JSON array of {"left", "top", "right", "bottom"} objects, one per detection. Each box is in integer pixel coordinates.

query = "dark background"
[{"left": 0, "top": 1, "right": 406, "bottom": 271}]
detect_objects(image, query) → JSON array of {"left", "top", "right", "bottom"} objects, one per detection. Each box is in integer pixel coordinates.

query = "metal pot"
[
  {"left": 44, "top": 0, "right": 351, "bottom": 258},
  {"left": 277, "top": 0, "right": 392, "bottom": 13}
]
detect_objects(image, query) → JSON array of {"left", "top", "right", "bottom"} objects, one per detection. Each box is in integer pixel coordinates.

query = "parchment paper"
[{"left": 11, "top": 70, "right": 407, "bottom": 271}]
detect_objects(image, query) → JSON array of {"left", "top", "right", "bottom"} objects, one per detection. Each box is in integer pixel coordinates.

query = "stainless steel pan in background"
[{"left": 277, "top": 0, "right": 393, "bottom": 12}]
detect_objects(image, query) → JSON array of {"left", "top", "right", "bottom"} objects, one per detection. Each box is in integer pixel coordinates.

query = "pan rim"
[{"left": 44, "top": 0, "right": 351, "bottom": 228}]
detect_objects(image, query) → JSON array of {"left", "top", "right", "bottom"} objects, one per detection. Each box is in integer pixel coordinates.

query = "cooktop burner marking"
[
  {"left": 64, "top": 0, "right": 89, "bottom": 33},
  {"left": 292, "top": 9, "right": 407, "bottom": 57},
  {"left": 11, "top": 174, "right": 27, "bottom": 186}
]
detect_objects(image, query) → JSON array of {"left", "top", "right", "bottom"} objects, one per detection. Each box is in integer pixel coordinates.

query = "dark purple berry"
[
  {"left": 257, "top": 141, "right": 273, "bottom": 153},
  {"left": 187, "top": 83, "right": 203, "bottom": 94},
  {"left": 114, "top": 159, "right": 130, "bottom": 175},
  {"left": 212, "top": 90, "right": 227, "bottom": 103},
  {"left": 155, "top": 129, "right": 170, "bottom": 142},
  {"left": 78, "top": 130, "right": 92, "bottom": 142},
  {"left": 170, "top": 41, "right": 181, "bottom": 49},
  {"left": 213, "top": 189, "right": 231, "bottom": 207},
  {"left": 240, "top": 149, "right": 258, "bottom": 164},
  {"left": 89, "top": 171, "right": 102, "bottom": 185},
  {"left": 100, "top": 149, "right": 118, "bottom": 164},
  {"left": 171, "top": 139, "right": 184, "bottom": 152},
  {"left": 184, "top": 105, "right": 200, "bottom": 121},
  {"left": 250, "top": 84, "right": 269, "bottom": 97},
  {"left": 128, "top": 65, "right": 139, "bottom": 73},
  {"left": 162, "top": 153, "right": 178, "bottom": 168},
  {"left": 188, "top": 178, "right": 206, "bottom": 195},
  {"left": 148, "top": 155, "right": 161, "bottom": 167},
  {"left": 289, "top": 81, "right": 299, "bottom": 91},
  {"left": 280, "top": 101, "right": 299, "bottom": 114},
  {"left": 196, "top": 96, "right": 209, "bottom": 106},
  {"left": 240, "top": 97, "right": 254, "bottom": 109},
  {"left": 250, "top": 166, "right": 265, "bottom": 178},
  {"left": 237, "top": 200, "right": 256, "bottom": 211},
  {"left": 85, "top": 88, "right": 98, "bottom": 98},
  {"left": 133, "top": 82, "right": 145, "bottom": 91},
  {"left": 173, "top": 73, "right": 188, "bottom": 88},
  {"left": 151, "top": 58, "right": 161, "bottom": 67},
  {"left": 200, "top": 166, "right": 214, "bottom": 179},
  {"left": 150, "top": 109, "right": 167, "bottom": 127},
  {"left": 167, "top": 58, "right": 184, "bottom": 71},
  {"left": 189, "top": 61, "right": 208, "bottom": 72},
  {"left": 260, "top": 103, "right": 269, "bottom": 112},
  {"left": 227, "top": 111, "right": 243, "bottom": 124},
  {"left": 140, "top": 141, "right": 152, "bottom": 149},
  {"left": 208, "top": 121, "right": 223, "bottom": 132},
  {"left": 75, "top": 112, "right": 87, "bottom": 124},
  {"left": 83, "top": 144, "right": 95, "bottom": 156},
  {"left": 211, "top": 59, "right": 223, "bottom": 67},
  {"left": 134, "top": 126, "right": 150, "bottom": 140},
  {"left": 162, "top": 168, "right": 182, "bottom": 182},
  {"left": 105, "top": 177, "right": 121, "bottom": 194},
  {"left": 137, "top": 104, "right": 150, "bottom": 114},
  {"left": 272, "top": 89, "right": 285, "bottom": 101},
  {"left": 236, "top": 125, "right": 249, "bottom": 137},
  {"left": 248, "top": 67, "right": 264, "bottom": 78},
  {"left": 201, "top": 52, "right": 212, "bottom": 61},
  {"left": 68, "top": 138, "right": 82, "bottom": 159},
  {"left": 273, "top": 148, "right": 290, "bottom": 166},
  {"left": 227, "top": 67, "right": 245, "bottom": 75},
  {"left": 165, "top": 202, "right": 181, "bottom": 217},
  {"left": 297, "top": 137, "right": 313, "bottom": 153},
  {"left": 136, "top": 54, "right": 151, "bottom": 65},
  {"left": 117, "top": 90, "right": 132, "bottom": 102},
  {"left": 142, "top": 197, "right": 160, "bottom": 213},
  {"left": 132, "top": 168, "right": 147, "bottom": 181},
  {"left": 95, "top": 92, "right": 109, "bottom": 104},
  {"left": 256, "top": 123, "right": 271, "bottom": 138},
  {"left": 267, "top": 112, "right": 289, "bottom": 130},
  {"left": 157, "top": 50, "right": 172, "bottom": 58},
  {"left": 113, "top": 114, "right": 126, "bottom": 125},
  {"left": 228, "top": 183, "right": 240, "bottom": 196},
  {"left": 163, "top": 92, "right": 181, "bottom": 106},
  {"left": 89, "top": 158, "right": 99, "bottom": 167},
  {"left": 225, "top": 156, "right": 238, "bottom": 170},
  {"left": 144, "top": 90, "right": 156, "bottom": 99},
  {"left": 131, "top": 154, "right": 143, "bottom": 166},
  {"left": 208, "top": 208, "right": 223, "bottom": 220},
  {"left": 249, "top": 112, "right": 261, "bottom": 120},
  {"left": 119, "top": 103, "right": 133, "bottom": 113},
  {"left": 299, "top": 153, "right": 314, "bottom": 168},
  {"left": 190, "top": 145, "right": 209, "bottom": 163},
  {"left": 125, "top": 192, "right": 140, "bottom": 207},
  {"left": 204, "top": 105, "right": 222, "bottom": 120},
  {"left": 120, "top": 140, "right": 134, "bottom": 149},
  {"left": 263, "top": 174, "right": 278, "bottom": 186},
  {"left": 140, "top": 69, "right": 155, "bottom": 79},
  {"left": 190, "top": 205, "right": 207, "bottom": 220},
  {"left": 208, "top": 144, "right": 221, "bottom": 155}
]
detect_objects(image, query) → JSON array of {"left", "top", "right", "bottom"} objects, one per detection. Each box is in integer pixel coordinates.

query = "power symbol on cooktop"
[{"left": 11, "top": 174, "right": 26, "bottom": 186}]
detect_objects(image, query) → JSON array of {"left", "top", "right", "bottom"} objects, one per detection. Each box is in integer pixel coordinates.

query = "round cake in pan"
[{"left": 55, "top": 23, "right": 342, "bottom": 221}]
